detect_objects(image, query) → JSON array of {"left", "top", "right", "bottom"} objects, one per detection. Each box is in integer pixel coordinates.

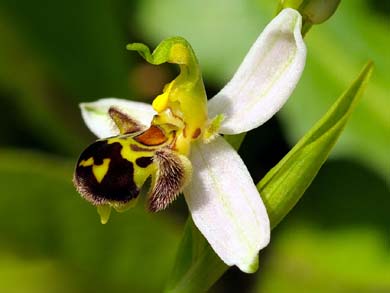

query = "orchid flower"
[{"left": 73, "top": 8, "right": 306, "bottom": 273}]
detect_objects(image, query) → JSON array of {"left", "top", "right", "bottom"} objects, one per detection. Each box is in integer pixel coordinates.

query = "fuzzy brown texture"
[{"left": 148, "top": 148, "right": 187, "bottom": 212}]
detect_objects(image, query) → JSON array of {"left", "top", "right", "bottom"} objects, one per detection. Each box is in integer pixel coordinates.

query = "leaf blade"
[{"left": 258, "top": 61, "right": 374, "bottom": 228}]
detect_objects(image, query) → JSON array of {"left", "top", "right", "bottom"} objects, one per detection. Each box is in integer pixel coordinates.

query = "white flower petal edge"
[
  {"left": 184, "top": 136, "right": 270, "bottom": 273},
  {"left": 208, "top": 8, "right": 306, "bottom": 135},
  {"left": 80, "top": 98, "right": 155, "bottom": 138}
]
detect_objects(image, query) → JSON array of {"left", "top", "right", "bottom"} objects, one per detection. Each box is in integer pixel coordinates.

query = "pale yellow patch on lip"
[
  {"left": 79, "top": 157, "right": 94, "bottom": 167},
  {"left": 92, "top": 158, "right": 111, "bottom": 183}
]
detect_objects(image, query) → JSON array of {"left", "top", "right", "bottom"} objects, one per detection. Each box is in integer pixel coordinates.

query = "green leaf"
[
  {"left": 0, "top": 252, "right": 85, "bottom": 293},
  {"left": 0, "top": 0, "right": 129, "bottom": 98},
  {"left": 0, "top": 18, "right": 88, "bottom": 155},
  {"left": 166, "top": 62, "right": 373, "bottom": 292},
  {"left": 258, "top": 61, "right": 373, "bottom": 228},
  {"left": 164, "top": 219, "right": 227, "bottom": 293}
]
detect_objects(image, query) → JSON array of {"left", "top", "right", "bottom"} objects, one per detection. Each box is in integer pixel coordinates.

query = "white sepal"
[
  {"left": 184, "top": 137, "right": 270, "bottom": 273},
  {"left": 80, "top": 98, "right": 155, "bottom": 138},
  {"left": 208, "top": 8, "right": 306, "bottom": 134}
]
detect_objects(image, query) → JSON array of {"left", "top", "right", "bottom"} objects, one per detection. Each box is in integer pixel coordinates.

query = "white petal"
[
  {"left": 80, "top": 98, "right": 155, "bottom": 138},
  {"left": 208, "top": 8, "right": 306, "bottom": 134},
  {"left": 184, "top": 137, "right": 270, "bottom": 273}
]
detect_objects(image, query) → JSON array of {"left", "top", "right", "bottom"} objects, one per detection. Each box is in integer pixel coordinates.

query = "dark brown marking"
[
  {"left": 136, "top": 156, "right": 153, "bottom": 168},
  {"left": 134, "top": 125, "right": 167, "bottom": 146},
  {"left": 192, "top": 128, "right": 201, "bottom": 139},
  {"left": 109, "top": 107, "right": 143, "bottom": 134},
  {"left": 73, "top": 140, "right": 139, "bottom": 205},
  {"left": 130, "top": 144, "right": 155, "bottom": 152}
]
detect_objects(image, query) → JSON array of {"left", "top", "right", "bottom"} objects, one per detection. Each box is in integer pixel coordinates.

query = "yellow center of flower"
[{"left": 128, "top": 38, "right": 208, "bottom": 156}]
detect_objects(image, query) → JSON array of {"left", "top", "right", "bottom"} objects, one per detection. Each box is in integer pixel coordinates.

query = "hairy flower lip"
[{"left": 76, "top": 8, "right": 306, "bottom": 273}]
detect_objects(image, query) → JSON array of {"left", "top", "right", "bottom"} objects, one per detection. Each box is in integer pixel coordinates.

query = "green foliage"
[
  {"left": 0, "top": 0, "right": 132, "bottom": 155},
  {"left": 0, "top": 0, "right": 129, "bottom": 98},
  {"left": 259, "top": 62, "right": 373, "bottom": 228},
  {"left": 0, "top": 252, "right": 84, "bottom": 293},
  {"left": 254, "top": 226, "right": 390, "bottom": 292}
]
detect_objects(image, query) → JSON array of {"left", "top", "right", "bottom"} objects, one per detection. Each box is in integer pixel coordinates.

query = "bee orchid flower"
[{"left": 73, "top": 8, "right": 306, "bottom": 273}]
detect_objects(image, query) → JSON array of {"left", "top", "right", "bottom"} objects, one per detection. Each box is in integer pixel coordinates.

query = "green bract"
[{"left": 278, "top": 0, "right": 341, "bottom": 34}]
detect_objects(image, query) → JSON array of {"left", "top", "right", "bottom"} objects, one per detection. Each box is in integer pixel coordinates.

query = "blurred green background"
[{"left": 0, "top": 0, "right": 388, "bottom": 292}]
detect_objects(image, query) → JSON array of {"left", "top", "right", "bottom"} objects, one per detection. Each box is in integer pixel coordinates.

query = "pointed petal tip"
[
  {"left": 97, "top": 205, "right": 111, "bottom": 224},
  {"left": 237, "top": 212, "right": 270, "bottom": 273},
  {"left": 239, "top": 254, "right": 259, "bottom": 274}
]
